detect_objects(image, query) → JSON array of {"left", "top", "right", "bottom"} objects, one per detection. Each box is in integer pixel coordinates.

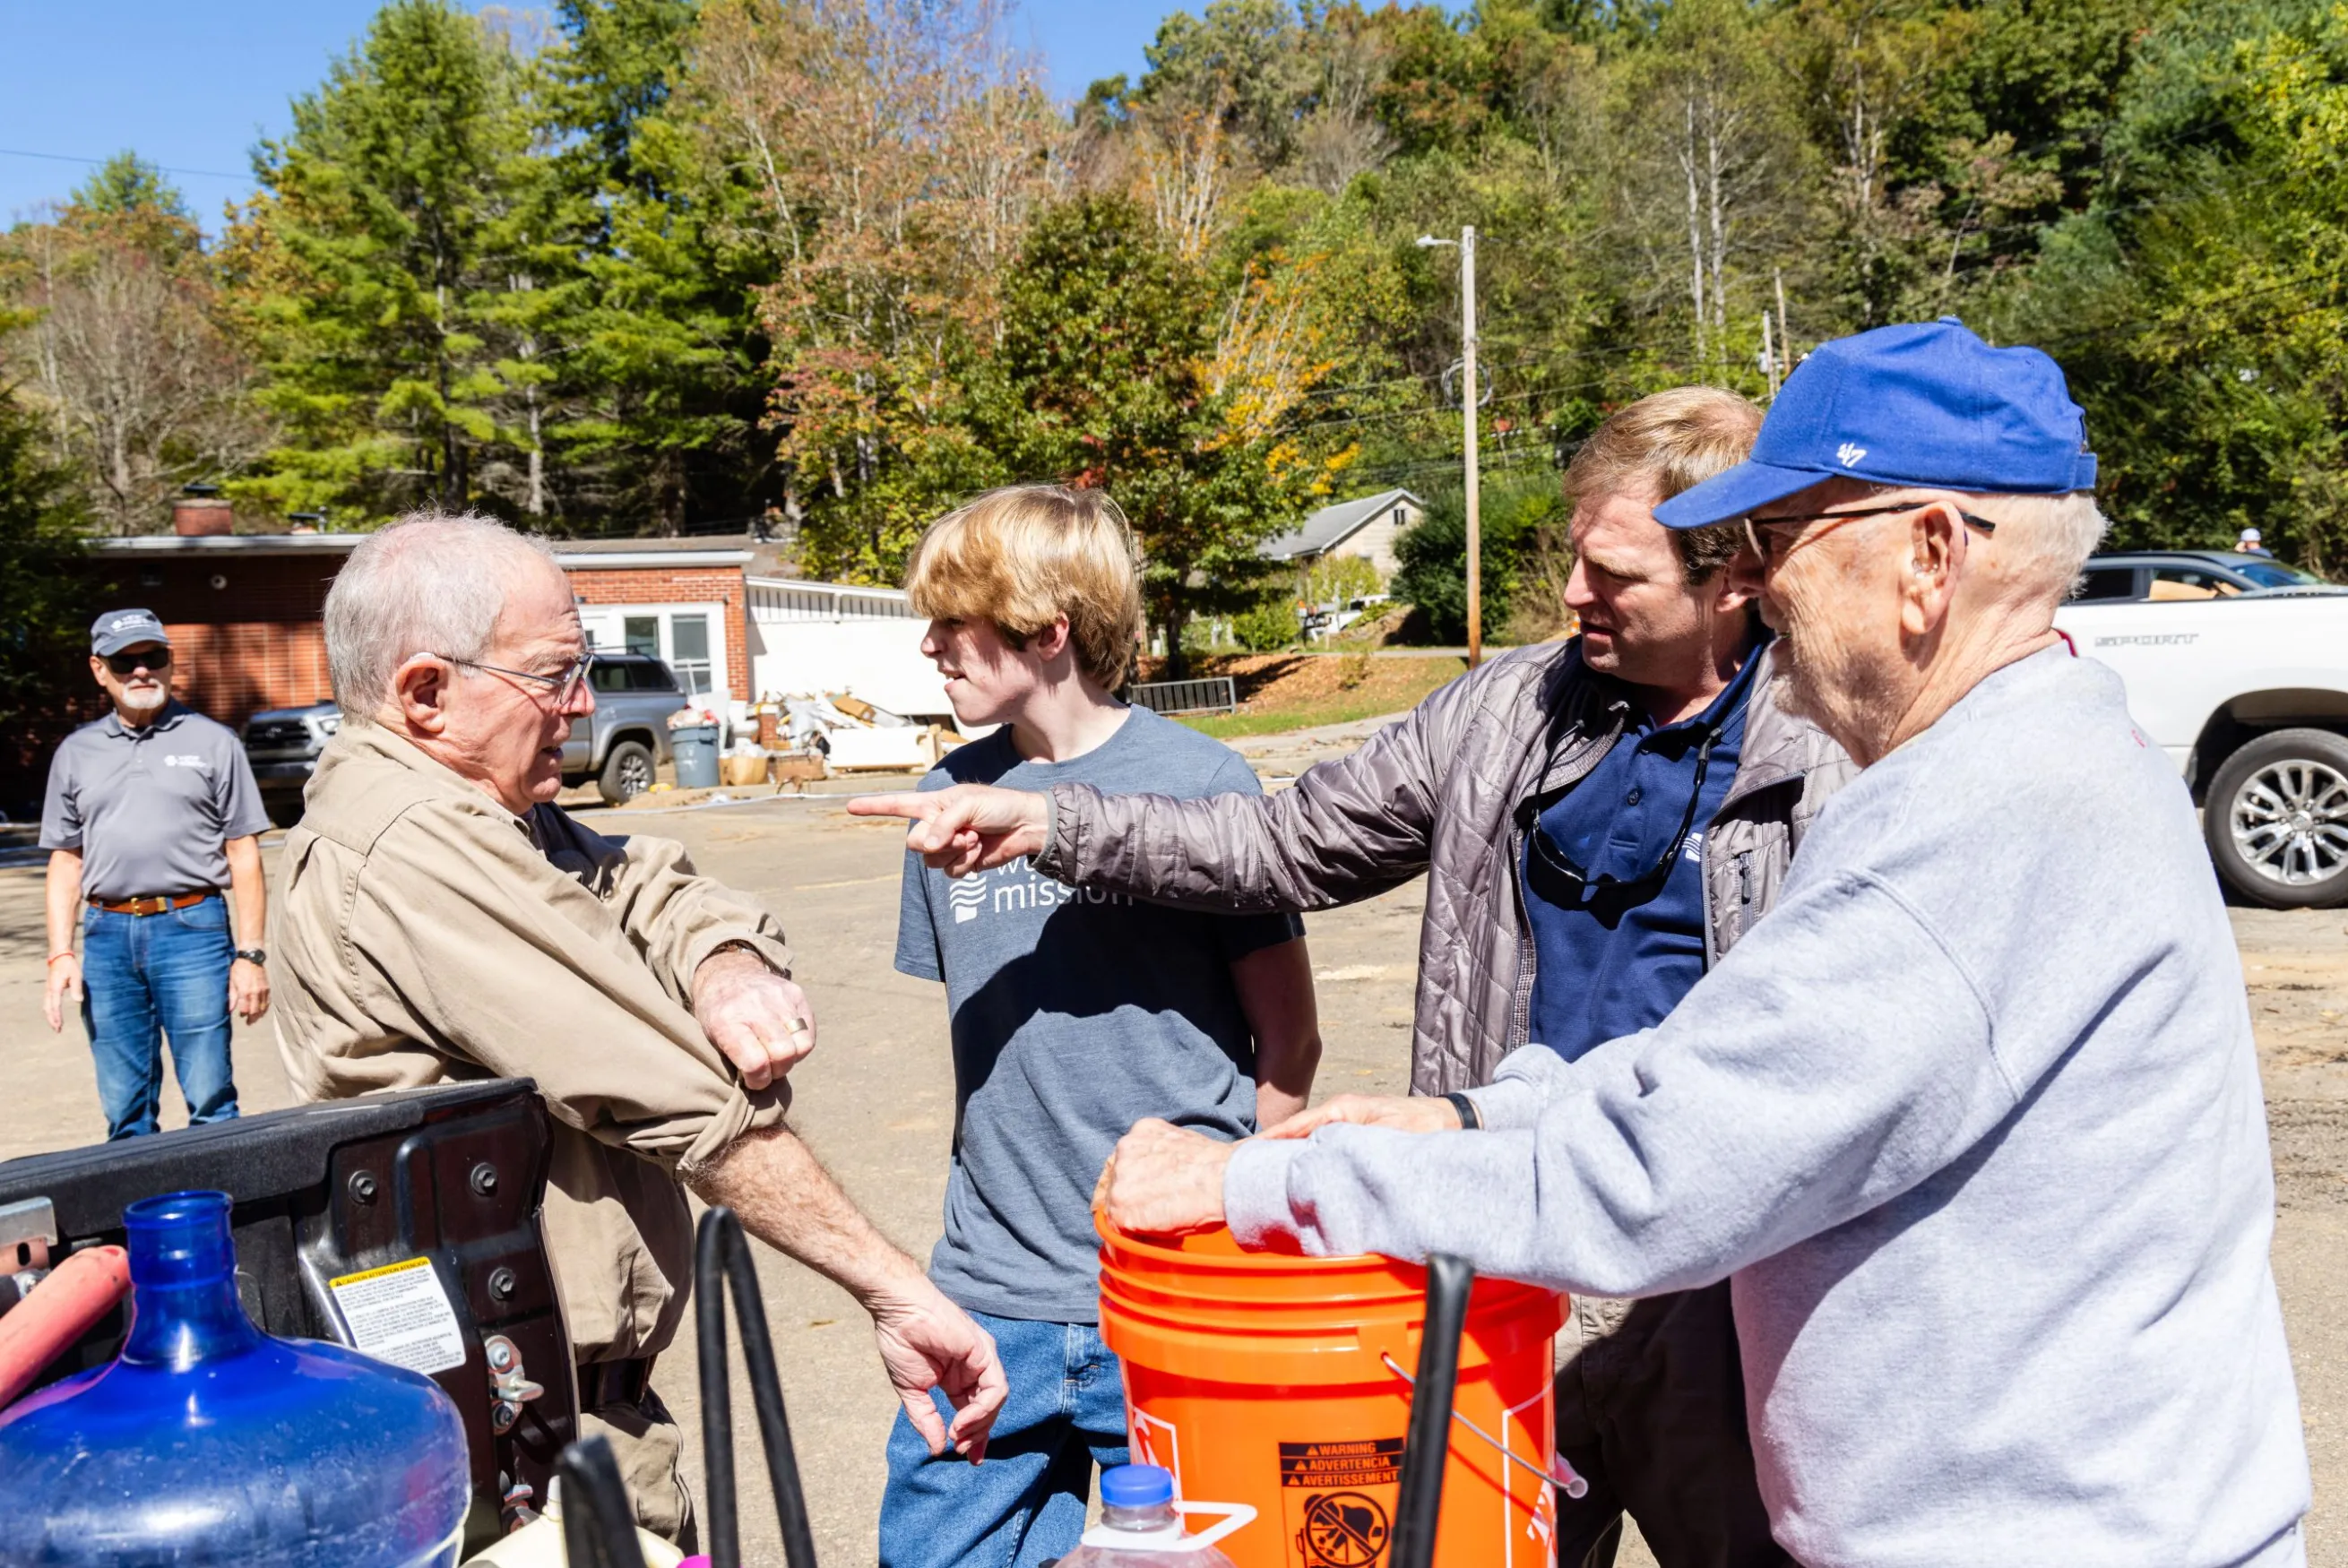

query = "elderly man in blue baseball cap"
[{"left": 1092, "top": 321, "right": 2311, "bottom": 1566}]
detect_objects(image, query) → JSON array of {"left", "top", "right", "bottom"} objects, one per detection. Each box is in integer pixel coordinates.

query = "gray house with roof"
[{"left": 1256, "top": 487, "right": 1423, "bottom": 578}]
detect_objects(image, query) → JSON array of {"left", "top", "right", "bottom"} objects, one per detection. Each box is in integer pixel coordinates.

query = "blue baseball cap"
[
  {"left": 91, "top": 607, "right": 171, "bottom": 656},
  {"left": 1653, "top": 318, "right": 2097, "bottom": 530}
]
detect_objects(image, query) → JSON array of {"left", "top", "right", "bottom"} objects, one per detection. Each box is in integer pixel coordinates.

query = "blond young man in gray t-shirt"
[{"left": 859, "top": 486, "right": 1321, "bottom": 1568}]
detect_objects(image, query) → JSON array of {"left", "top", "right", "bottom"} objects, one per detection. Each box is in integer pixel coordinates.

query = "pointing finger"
[{"left": 847, "top": 792, "right": 936, "bottom": 823}]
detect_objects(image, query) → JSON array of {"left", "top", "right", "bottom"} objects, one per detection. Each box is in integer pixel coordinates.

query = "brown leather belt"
[
  {"left": 89, "top": 891, "right": 216, "bottom": 917},
  {"left": 575, "top": 1355, "right": 657, "bottom": 1409}
]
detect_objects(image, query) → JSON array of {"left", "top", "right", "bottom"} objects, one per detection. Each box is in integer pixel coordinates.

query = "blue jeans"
[
  {"left": 879, "top": 1310, "right": 1129, "bottom": 1568},
  {"left": 81, "top": 896, "right": 239, "bottom": 1140}
]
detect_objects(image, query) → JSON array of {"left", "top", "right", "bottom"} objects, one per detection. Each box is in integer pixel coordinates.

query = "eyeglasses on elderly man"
[
  {"left": 1740, "top": 498, "right": 1998, "bottom": 568},
  {"left": 429, "top": 649, "right": 596, "bottom": 705}
]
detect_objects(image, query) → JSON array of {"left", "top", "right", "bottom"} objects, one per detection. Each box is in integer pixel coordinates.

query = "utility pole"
[
  {"left": 1774, "top": 269, "right": 1792, "bottom": 375},
  {"left": 1419, "top": 226, "right": 1482, "bottom": 668}
]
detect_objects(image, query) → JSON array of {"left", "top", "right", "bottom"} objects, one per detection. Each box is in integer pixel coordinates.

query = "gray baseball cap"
[{"left": 91, "top": 608, "right": 171, "bottom": 657}]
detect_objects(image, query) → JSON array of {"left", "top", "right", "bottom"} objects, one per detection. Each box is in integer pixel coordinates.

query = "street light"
[{"left": 1419, "top": 228, "right": 1481, "bottom": 668}]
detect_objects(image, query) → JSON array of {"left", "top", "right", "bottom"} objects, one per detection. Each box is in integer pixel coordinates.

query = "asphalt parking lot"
[{"left": 3, "top": 786, "right": 2344, "bottom": 1564}]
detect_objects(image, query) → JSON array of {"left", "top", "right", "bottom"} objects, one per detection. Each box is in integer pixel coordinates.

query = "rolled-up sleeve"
[
  {"left": 351, "top": 802, "right": 790, "bottom": 1178},
  {"left": 606, "top": 830, "right": 797, "bottom": 998}
]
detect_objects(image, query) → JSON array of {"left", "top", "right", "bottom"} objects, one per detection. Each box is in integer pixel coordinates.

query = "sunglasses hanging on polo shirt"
[
  {"left": 1526, "top": 650, "right": 1762, "bottom": 896},
  {"left": 104, "top": 649, "right": 172, "bottom": 676}
]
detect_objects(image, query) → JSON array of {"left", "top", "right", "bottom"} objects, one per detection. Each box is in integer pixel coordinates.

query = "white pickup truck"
[{"left": 2054, "top": 552, "right": 2348, "bottom": 909}]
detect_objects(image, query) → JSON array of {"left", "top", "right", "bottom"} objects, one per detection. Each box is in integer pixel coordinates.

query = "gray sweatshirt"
[{"left": 1225, "top": 647, "right": 2309, "bottom": 1568}]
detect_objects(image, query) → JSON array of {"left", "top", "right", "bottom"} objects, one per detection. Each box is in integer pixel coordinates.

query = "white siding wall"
[
  {"left": 746, "top": 580, "right": 953, "bottom": 719},
  {"left": 1335, "top": 502, "right": 1420, "bottom": 577}
]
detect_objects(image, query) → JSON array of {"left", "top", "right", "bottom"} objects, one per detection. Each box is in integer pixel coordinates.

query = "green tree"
[
  {"left": 2000, "top": 0, "right": 2348, "bottom": 568},
  {"left": 228, "top": 0, "right": 544, "bottom": 521},
  {"left": 73, "top": 153, "right": 192, "bottom": 221},
  {"left": 0, "top": 386, "right": 92, "bottom": 726},
  {"left": 545, "top": 0, "right": 770, "bottom": 532},
  {"left": 972, "top": 193, "right": 1312, "bottom": 670},
  {"left": 1392, "top": 470, "right": 1561, "bottom": 643}
]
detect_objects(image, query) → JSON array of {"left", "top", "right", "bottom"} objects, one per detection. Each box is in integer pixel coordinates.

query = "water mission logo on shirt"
[
  {"left": 947, "top": 858, "right": 1131, "bottom": 924},
  {"left": 162, "top": 754, "right": 211, "bottom": 771}
]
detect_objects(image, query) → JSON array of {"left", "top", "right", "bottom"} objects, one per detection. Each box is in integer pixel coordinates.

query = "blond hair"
[
  {"left": 1567, "top": 387, "right": 1765, "bottom": 582},
  {"left": 904, "top": 485, "right": 1144, "bottom": 689}
]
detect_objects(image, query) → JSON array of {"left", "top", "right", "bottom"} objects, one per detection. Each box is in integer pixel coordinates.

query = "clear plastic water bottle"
[
  {"left": 1058, "top": 1465, "right": 1247, "bottom": 1567},
  {"left": 0, "top": 1189, "right": 471, "bottom": 1566}
]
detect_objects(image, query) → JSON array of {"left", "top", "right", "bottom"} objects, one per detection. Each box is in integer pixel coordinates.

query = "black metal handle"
[
  {"left": 557, "top": 1435, "right": 652, "bottom": 1568},
  {"left": 1392, "top": 1253, "right": 1473, "bottom": 1568},
  {"left": 697, "top": 1205, "right": 820, "bottom": 1568}
]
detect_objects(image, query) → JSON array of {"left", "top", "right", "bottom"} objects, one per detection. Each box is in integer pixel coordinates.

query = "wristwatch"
[
  {"left": 234, "top": 948, "right": 267, "bottom": 967},
  {"left": 1442, "top": 1091, "right": 1483, "bottom": 1131}
]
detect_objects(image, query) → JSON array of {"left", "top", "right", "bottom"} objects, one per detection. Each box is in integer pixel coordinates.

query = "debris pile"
[{"left": 725, "top": 693, "right": 965, "bottom": 786}]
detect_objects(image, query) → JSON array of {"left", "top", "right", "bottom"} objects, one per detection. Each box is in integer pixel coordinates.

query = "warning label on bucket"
[
  {"left": 1282, "top": 1439, "right": 1402, "bottom": 1568},
  {"left": 1280, "top": 1438, "right": 1403, "bottom": 1491}
]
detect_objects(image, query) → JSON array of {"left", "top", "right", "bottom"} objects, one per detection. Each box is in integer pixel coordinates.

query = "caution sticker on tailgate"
[
  {"left": 1282, "top": 1438, "right": 1403, "bottom": 1568},
  {"left": 328, "top": 1256, "right": 468, "bottom": 1374}
]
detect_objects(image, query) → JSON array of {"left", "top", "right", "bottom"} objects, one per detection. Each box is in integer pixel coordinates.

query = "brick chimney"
[{"left": 174, "top": 483, "right": 232, "bottom": 538}]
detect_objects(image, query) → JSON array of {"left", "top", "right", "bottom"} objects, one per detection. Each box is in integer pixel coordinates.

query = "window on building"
[
  {"left": 669, "top": 614, "right": 712, "bottom": 697},
  {"left": 624, "top": 616, "right": 660, "bottom": 658}
]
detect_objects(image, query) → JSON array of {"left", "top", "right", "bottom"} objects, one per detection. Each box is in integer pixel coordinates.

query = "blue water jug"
[{"left": 0, "top": 1189, "right": 471, "bottom": 1565}]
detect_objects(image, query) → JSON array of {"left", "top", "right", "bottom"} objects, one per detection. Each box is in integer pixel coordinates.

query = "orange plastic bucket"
[{"left": 1098, "top": 1219, "right": 1566, "bottom": 1568}]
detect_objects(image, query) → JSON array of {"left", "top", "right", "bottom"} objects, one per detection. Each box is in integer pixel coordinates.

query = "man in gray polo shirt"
[{"left": 41, "top": 608, "right": 272, "bottom": 1139}]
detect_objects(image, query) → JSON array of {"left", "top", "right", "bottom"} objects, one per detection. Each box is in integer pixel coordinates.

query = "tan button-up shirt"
[{"left": 273, "top": 725, "right": 792, "bottom": 1362}]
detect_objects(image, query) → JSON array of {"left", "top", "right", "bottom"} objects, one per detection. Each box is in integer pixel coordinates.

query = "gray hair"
[
  {"left": 1966, "top": 490, "right": 2110, "bottom": 604},
  {"left": 324, "top": 511, "right": 560, "bottom": 721}
]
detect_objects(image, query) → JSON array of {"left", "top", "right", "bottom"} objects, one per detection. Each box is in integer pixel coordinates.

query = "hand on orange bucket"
[
  {"left": 1096, "top": 1118, "right": 1233, "bottom": 1235},
  {"left": 1259, "top": 1092, "right": 1463, "bottom": 1140}
]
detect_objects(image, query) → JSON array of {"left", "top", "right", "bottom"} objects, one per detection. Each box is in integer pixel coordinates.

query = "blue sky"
[{"left": 0, "top": 0, "right": 1186, "bottom": 232}]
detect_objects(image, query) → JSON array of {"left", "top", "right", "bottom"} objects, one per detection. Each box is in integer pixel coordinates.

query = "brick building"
[{"left": 82, "top": 530, "right": 757, "bottom": 734}]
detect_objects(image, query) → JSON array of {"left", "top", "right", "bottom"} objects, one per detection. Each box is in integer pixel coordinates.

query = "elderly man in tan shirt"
[{"left": 274, "top": 511, "right": 1004, "bottom": 1544}]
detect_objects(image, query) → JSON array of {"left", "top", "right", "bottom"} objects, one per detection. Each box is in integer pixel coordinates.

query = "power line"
[{"left": 0, "top": 147, "right": 250, "bottom": 184}]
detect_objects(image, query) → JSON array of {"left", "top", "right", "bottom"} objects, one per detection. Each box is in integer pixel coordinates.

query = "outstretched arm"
[
  {"left": 849, "top": 676, "right": 1488, "bottom": 912},
  {"left": 690, "top": 1126, "right": 1006, "bottom": 1460}
]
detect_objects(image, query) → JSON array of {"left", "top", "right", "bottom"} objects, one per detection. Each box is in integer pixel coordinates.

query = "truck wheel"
[
  {"left": 598, "top": 740, "right": 656, "bottom": 806},
  {"left": 2204, "top": 728, "right": 2348, "bottom": 909}
]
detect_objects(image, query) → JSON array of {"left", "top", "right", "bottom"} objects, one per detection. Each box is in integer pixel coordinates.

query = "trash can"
[{"left": 670, "top": 724, "right": 721, "bottom": 788}]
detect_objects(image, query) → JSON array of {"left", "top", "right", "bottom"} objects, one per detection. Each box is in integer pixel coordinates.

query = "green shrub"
[
  {"left": 1392, "top": 470, "right": 1562, "bottom": 643},
  {"left": 1233, "top": 598, "right": 1303, "bottom": 651}
]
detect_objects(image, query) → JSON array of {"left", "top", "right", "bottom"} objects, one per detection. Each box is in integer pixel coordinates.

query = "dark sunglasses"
[{"left": 103, "top": 649, "right": 171, "bottom": 676}]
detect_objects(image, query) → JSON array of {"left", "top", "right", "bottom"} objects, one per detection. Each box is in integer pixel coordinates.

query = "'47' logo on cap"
[{"left": 1835, "top": 442, "right": 1868, "bottom": 468}]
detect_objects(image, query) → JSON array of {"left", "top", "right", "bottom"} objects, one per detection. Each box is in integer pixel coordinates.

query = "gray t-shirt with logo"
[
  {"left": 895, "top": 706, "right": 1303, "bottom": 1322},
  {"left": 40, "top": 703, "right": 270, "bottom": 900}
]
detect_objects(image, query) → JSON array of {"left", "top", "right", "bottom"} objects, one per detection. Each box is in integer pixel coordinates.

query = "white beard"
[{"left": 117, "top": 683, "right": 168, "bottom": 717}]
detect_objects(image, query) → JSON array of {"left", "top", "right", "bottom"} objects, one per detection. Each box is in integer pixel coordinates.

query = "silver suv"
[
  {"left": 565, "top": 652, "right": 692, "bottom": 804},
  {"left": 241, "top": 651, "right": 692, "bottom": 823}
]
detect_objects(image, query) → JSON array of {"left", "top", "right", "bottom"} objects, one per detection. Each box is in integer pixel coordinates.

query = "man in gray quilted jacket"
[{"left": 853, "top": 385, "right": 1851, "bottom": 1568}]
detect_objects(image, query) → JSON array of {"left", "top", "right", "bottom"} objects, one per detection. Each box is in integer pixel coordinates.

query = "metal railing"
[{"left": 1126, "top": 676, "right": 1239, "bottom": 716}]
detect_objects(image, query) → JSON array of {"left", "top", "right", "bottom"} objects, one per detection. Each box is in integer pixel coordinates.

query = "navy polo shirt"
[{"left": 1522, "top": 655, "right": 1757, "bottom": 1062}]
